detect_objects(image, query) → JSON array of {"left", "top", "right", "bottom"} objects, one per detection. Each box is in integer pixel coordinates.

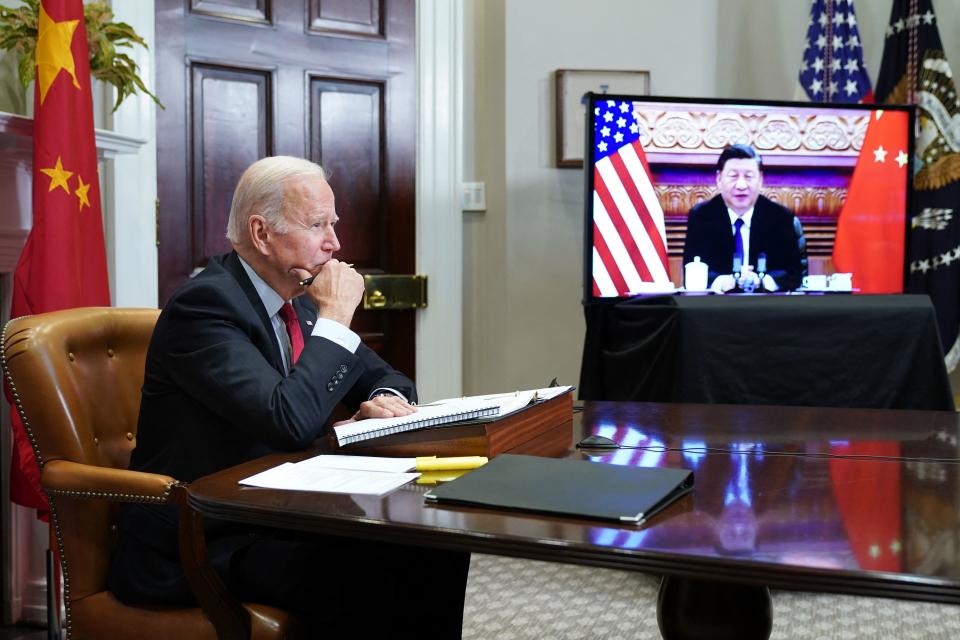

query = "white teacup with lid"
[
  {"left": 685, "top": 256, "right": 708, "bottom": 291},
  {"left": 828, "top": 272, "right": 853, "bottom": 291}
]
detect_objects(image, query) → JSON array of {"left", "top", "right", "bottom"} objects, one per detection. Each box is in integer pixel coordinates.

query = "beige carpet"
[{"left": 462, "top": 554, "right": 960, "bottom": 640}]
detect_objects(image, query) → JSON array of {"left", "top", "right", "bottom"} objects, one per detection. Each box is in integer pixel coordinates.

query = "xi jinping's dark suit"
[
  {"left": 108, "top": 251, "right": 467, "bottom": 635},
  {"left": 682, "top": 194, "right": 807, "bottom": 291}
]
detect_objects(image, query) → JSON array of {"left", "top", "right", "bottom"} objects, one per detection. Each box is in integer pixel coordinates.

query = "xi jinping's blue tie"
[{"left": 733, "top": 218, "right": 745, "bottom": 271}]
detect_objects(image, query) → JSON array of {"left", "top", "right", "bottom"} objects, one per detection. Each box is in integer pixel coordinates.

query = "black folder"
[{"left": 423, "top": 454, "right": 693, "bottom": 524}]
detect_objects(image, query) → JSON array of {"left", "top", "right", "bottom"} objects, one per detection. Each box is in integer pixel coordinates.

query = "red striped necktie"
[{"left": 279, "top": 302, "right": 304, "bottom": 364}]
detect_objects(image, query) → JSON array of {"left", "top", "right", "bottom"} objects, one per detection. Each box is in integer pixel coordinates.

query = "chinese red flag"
[
  {"left": 832, "top": 110, "right": 910, "bottom": 293},
  {"left": 7, "top": 0, "right": 110, "bottom": 516},
  {"left": 829, "top": 442, "right": 903, "bottom": 573}
]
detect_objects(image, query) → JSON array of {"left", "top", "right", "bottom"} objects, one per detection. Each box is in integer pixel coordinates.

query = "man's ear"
[{"left": 248, "top": 214, "right": 272, "bottom": 256}]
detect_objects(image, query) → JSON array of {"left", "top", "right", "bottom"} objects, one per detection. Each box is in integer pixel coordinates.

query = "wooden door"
[{"left": 156, "top": 0, "right": 416, "bottom": 375}]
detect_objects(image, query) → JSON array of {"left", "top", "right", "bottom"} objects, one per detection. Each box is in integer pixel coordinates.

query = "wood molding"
[
  {"left": 658, "top": 185, "right": 850, "bottom": 219},
  {"left": 0, "top": 229, "right": 28, "bottom": 273},
  {"left": 635, "top": 104, "right": 868, "bottom": 162},
  {"left": 415, "top": 0, "right": 464, "bottom": 401},
  {"left": 0, "top": 112, "right": 146, "bottom": 159}
]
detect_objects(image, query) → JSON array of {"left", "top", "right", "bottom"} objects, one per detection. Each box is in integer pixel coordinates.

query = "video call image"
[{"left": 586, "top": 96, "right": 912, "bottom": 298}]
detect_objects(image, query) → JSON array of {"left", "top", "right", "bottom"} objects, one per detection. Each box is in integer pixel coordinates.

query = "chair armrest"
[{"left": 41, "top": 459, "right": 178, "bottom": 504}]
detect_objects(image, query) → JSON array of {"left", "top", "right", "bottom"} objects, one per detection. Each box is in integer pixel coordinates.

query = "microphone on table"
[{"left": 757, "top": 253, "right": 767, "bottom": 291}]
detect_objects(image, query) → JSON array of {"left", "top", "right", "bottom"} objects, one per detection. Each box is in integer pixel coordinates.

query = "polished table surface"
[{"left": 188, "top": 401, "right": 960, "bottom": 605}]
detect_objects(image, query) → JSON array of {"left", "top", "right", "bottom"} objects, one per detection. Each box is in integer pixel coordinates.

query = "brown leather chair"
[{"left": 2, "top": 308, "right": 303, "bottom": 640}]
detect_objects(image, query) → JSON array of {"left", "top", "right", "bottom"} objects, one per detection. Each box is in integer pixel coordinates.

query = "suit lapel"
[
  {"left": 749, "top": 197, "right": 769, "bottom": 264},
  {"left": 292, "top": 296, "right": 316, "bottom": 343},
  {"left": 221, "top": 251, "right": 286, "bottom": 372},
  {"left": 711, "top": 198, "right": 736, "bottom": 263}
]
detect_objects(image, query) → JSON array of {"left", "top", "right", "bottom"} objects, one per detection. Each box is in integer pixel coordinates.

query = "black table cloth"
[{"left": 580, "top": 294, "right": 954, "bottom": 411}]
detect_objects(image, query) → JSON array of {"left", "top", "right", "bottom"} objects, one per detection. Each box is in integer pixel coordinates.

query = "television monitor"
[{"left": 582, "top": 94, "right": 914, "bottom": 300}]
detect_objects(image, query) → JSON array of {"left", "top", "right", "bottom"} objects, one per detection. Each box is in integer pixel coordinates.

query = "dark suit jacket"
[
  {"left": 109, "top": 251, "right": 416, "bottom": 604},
  {"left": 682, "top": 194, "right": 807, "bottom": 291}
]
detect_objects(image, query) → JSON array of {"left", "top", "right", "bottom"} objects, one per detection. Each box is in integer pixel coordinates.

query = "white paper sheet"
[
  {"left": 420, "top": 385, "right": 574, "bottom": 412},
  {"left": 294, "top": 454, "right": 416, "bottom": 473},
  {"left": 239, "top": 462, "right": 418, "bottom": 496}
]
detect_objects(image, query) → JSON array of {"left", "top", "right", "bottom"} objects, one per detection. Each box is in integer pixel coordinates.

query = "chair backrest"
[
  {"left": 3, "top": 307, "right": 160, "bottom": 602},
  {"left": 793, "top": 215, "right": 809, "bottom": 279}
]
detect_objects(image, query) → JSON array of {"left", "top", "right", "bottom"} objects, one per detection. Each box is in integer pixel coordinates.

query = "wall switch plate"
[{"left": 461, "top": 181, "right": 486, "bottom": 212}]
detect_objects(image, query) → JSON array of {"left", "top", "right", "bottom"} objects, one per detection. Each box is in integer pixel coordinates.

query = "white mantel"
[
  {"left": 0, "top": 110, "right": 147, "bottom": 276},
  {"left": 0, "top": 111, "right": 146, "bottom": 156}
]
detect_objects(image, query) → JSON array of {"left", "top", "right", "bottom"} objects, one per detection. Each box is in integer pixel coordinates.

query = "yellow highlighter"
[
  {"left": 416, "top": 469, "right": 470, "bottom": 485},
  {"left": 415, "top": 456, "right": 488, "bottom": 472}
]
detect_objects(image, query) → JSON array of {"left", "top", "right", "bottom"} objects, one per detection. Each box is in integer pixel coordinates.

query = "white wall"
[
  {"left": 463, "top": 0, "right": 960, "bottom": 395},
  {"left": 464, "top": 0, "right": 720, "bottom": 394},
  {"left": 716, "top": 0, "right": 960, "bottom": 101},
  {"left": 107, "top": 0, "right": 158, "bottom": 308}
]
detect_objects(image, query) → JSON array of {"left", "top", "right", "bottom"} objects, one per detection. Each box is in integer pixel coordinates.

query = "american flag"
[
  {"left": 799, "top": 0, "right": 873, "bottom": 103},
  {"left": 591, "top": 99, "right": 670, "bottom": 297}
]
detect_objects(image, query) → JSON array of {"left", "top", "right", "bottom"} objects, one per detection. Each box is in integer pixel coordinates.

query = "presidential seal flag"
[
  {"left": 7, "top": 0, "right": 111, "bottom": 516},
  {"left": 875, "top": 0, "right": 960, "bottom": 371}
]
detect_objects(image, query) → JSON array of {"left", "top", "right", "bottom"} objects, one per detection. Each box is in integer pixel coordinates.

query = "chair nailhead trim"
[
  {"left": 46, "top": 486, "right": 175, "bottom": 504},
  {"left": 2, "top": 317, "right": 180, "bottom": 639}
]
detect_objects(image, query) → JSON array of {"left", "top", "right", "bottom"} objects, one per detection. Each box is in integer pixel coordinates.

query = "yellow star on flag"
[
  {"left": 74, "top": 175, "right": 91, "bottom": 211},
  {"left": 36, "top": 3, "right": 81, "bottom": 105},
  {"left": 40, "top": 156, "right": 73, "bottom": 194}
]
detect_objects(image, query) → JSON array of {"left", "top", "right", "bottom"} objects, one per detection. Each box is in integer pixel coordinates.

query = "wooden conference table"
[{"left": 188, "top": 401, "right": 960, "bottom": 639}]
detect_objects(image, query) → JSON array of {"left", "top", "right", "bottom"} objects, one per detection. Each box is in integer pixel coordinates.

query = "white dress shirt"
[
  {"left": 237, "top": 257, "right": 404, "bottom": 399},
  {"left": 725, "top": 207, "right": 777, "bottom": 291},
  {"left": 238, "top": 257, "right": 360, "bottom": 375}
]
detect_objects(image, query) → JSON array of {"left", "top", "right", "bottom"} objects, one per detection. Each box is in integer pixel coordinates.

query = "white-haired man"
[{"left": 109, "top": 156, "right": 469, "bottom": 636}]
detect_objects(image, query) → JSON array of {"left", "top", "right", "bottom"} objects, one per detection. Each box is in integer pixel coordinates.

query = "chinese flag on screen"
[
  {"left": 7, "top": 0, "right": 110, "bottom": 517},
  {"left": 832, "top": 110, "right": 910, "bottom": 293}
]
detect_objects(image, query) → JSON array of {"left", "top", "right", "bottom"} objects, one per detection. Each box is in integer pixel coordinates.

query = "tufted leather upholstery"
[{"left": 2, "top": 308, "right": 302, "bottom": 640}]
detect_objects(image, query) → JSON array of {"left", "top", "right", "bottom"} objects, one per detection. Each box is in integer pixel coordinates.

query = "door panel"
[
  {"left": 157, "top": 0, "right": 416, "bottom": 374},
  {"left": 310, "top": 79, "right": 382, "bottom": 267},
  {"left": 191, "top": 64, "right": 272, "bottom": 264},
  {"left": 309, "top": 0, "right": 382, "bottom": 36},
  {"left": 190, "top": 0, "right": 270, "bottom": 23}
]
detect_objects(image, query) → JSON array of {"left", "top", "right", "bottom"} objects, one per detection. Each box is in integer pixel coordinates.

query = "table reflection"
[{"left": 578, "top": 417, "right": 960, "bottom": 579}]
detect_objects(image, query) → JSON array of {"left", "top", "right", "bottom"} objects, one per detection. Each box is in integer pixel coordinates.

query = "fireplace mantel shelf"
[
  {"left": 0, "top": 110, "right": 146, "bottom": 158},
  {"left": 0, "top": 111, "right": 148, "bottom": 273}
]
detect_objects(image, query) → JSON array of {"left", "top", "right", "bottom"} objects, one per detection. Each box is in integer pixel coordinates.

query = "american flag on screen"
[
  {"left": 799, "top": 0, "right": 873, "bottom": 103},
  {"left": 591, "top": 99, "right": 670, "bottom": 297}
]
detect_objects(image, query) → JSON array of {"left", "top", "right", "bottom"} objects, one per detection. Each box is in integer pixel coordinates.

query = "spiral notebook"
[{"left": 333, "top": 397, "right": 501, "bottom": 446}]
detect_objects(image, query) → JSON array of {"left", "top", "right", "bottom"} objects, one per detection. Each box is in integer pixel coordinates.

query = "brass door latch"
[{"left": 362, "top": 274, "right": 427, "bottom": 310}]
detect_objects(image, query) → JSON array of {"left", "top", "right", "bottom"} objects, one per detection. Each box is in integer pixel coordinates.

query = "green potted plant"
[{"left": 0, "top": 0, "right": 161, "bottom": 111}]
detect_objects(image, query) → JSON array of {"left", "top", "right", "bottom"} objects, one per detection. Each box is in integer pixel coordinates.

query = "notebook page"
[{"left": 333, "top": 396, "right": 499, "bottom": 446}]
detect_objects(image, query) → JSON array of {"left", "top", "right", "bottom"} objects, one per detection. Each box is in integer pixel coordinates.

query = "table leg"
[{"left": 656, "top": 576, "right": 772, "bottom": 640}]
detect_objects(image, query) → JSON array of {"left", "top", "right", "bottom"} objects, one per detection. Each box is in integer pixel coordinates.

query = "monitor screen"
[{"left": 583, "top": 94, "right": 914, "bottom": 299}]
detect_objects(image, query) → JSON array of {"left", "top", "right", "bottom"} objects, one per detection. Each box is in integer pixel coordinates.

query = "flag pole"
[{"left": 46, "top": 522, "right": 60, "bottom": 640}]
